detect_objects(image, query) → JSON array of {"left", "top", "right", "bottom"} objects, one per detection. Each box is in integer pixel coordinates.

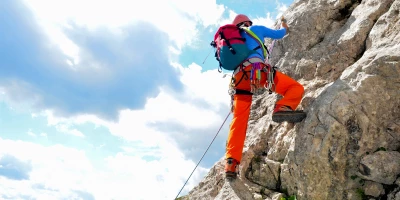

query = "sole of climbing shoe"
[
  {"left": 272, "top": 111, "right": 307, "bottom": 123},
  {"left": 225, "top": 171, "right": 237, "bottom": 180}
]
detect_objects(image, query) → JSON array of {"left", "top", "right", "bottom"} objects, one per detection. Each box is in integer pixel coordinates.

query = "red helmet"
[{"left": 232, "top": 14, "right": 252, "bottom": 26}]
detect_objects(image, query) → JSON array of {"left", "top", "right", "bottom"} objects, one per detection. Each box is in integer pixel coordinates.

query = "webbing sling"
[{"left": 240, "top": 27, "right": 269, "bottom": 59}]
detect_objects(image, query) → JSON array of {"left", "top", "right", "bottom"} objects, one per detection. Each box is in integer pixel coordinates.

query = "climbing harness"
[
  {"left": 175, "top": 111, "right": 231, "bottom": 199},
  {"left": 250, "top": 62, "right": 263, "bottom": 93},
  {"left": 227, "top": 56, "right": 277, "bottom": 112},
  {"left": 226, "top": 18, "right": 283, "bottom": 104},
  {"left": 263, "top": 64, "right": 277, "bottom": 94}
]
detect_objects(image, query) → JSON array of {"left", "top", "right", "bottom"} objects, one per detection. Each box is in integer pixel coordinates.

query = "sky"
[{"left": 0, "top": 0, "right": 293, "bottom": 199}]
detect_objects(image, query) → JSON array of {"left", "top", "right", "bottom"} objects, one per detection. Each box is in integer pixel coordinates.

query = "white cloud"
[
  {"left": 276, "top": 2, "right": 289, "bottom": 17},
  {"left": 27, "top": 129, "right": 36, "bottom": 137},
  {"left": 21, "top": 0, "right": 227, "bottom": 62},
  {"left": 25, "top": 129, "right": 46, "bottom": 138},
  {"left": 35, "top": 62, "right": 230, "bottom": 143},
  {"left": 216, "top": 10, "right": 238, "bottom": 26},
  {"left": 169, "top": 0, "right": 226, "bottom": 27},
  {"left": 177, "top": 62, "right": 231, "bottom": 109},
  {"left": 55, "top": 124, "right": 85, "bottom": 138},
  {"left": 252, "top": 12, "right": 276, "bottom": 28},
  {"left": 213, "top": 9, "right": 278, "bottom": 31},
  {"left": 0, "top": 137, "right": 207, "bottom": 199},
  {"left": 248, "top": 2, "right": 290, "bottom": 29},
  {"left": 17, "top": 61, "right": 231, "bottom": 198}
]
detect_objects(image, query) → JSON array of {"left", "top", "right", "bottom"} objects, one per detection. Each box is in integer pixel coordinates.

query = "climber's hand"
[
  {"left": 281, "top": 16, "right": 287, "bottom": 23},
  {"left": 280, "top": 16, "right": 289, "bottom": 33}
]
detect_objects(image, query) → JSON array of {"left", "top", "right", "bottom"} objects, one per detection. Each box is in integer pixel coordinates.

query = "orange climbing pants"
[{"left": 225, "top": 63, "right": 304, "bottom": 162}]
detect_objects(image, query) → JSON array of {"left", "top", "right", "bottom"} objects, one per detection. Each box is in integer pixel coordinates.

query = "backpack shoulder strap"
[{"left": 241, "top": 27, "right": 269, "bottom": 59}]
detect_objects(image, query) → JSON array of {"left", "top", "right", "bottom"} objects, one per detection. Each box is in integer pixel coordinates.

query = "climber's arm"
[
  {"left": 251, "top": 25, "right": 286, "bottom": 40},
  {"left": 281, "top": 16, "right": 289, "bottom": 34}
]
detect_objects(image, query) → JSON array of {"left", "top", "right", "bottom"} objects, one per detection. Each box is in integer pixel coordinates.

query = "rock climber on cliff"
[{"left": 225, "top": 14, "right": 307, "bottom": 178}]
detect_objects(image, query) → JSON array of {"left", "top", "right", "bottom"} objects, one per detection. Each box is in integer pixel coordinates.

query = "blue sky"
[{"left": 0, "top": 0, "right": 292, "bottom": 199}]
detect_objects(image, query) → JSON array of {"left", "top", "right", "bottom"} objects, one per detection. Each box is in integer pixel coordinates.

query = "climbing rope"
[
  {"left": 265, "top": 16, "right": 284, "bottom": 64},
  {"left": 174, "top": 111, "right": 231, "bottom": 199},
  {"left": 263, "top": 16, "right": 285, "bottom": 93}
]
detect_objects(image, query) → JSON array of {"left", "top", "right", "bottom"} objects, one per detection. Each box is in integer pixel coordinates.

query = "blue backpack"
[{"left": 210, "top": 24, "right": 268, "bottom": 72}]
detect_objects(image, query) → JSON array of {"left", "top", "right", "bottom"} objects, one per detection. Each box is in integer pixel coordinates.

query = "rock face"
[{"left": 186, "top": 0, "right": 400, "bottom": 199}]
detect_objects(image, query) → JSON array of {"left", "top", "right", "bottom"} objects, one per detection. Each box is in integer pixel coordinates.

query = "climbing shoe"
[
  {"left": 272, "top": 104, "right": 307, "bottom": 123},
  {"left": 225, "top": 158, "right": 239, "bottom": 179}
]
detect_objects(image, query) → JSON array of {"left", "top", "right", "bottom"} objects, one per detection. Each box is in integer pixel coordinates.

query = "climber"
[{"left": 224, "top": 14, "right": 306, "bottom": 178}]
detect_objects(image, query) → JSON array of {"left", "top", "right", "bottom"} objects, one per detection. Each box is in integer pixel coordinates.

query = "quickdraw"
[
  {"left": 250, "top": 62, "right": 263, "bottom": 93},
  {"left": 263, "top": 64, "right": 276, "bottom": 94}
]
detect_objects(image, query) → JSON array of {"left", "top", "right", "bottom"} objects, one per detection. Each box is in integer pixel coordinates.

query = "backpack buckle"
[{"left": 210, "top": 41, "right": 216, "bottom": 47}]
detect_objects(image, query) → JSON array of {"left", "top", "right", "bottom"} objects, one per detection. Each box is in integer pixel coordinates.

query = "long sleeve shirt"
[{"left": 240, "top": 25, "right": 287, "bottom": 60}]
